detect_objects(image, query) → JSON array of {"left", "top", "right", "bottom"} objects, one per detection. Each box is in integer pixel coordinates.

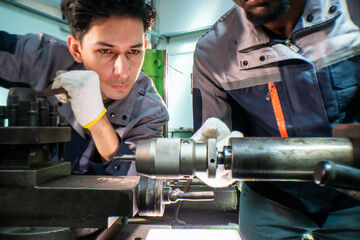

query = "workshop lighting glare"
[{"left": 146, "top": 229, "right": 241, "bottom": 240}]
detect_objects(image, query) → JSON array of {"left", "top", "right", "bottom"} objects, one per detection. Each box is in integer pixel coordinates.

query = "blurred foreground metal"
[{"left": 134, "top": 125, "right": 360, "bottom": 184}]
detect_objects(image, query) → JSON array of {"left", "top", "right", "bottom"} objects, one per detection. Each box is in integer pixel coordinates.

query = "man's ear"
[
  {"left": 67, "top": 35, "right": 83, "bottom": 63},
  {"left": 144, "top": 36, "right": 148, "bottom": 49}
]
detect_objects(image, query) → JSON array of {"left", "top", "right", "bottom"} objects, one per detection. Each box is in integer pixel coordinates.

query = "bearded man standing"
[{"left": 192, "top": 0, "right": 360, "bottom": 239}]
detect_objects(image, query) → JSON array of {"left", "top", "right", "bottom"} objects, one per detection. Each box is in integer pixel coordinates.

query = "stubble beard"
[{"left": 245, "top": 0, "right": 290, "bottom": 26}]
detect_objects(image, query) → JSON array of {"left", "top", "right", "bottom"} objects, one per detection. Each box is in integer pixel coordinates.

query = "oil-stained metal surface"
[
  {"left": 0, "top": 161, "right": 71, "bottom": 187},
  {"left": 0, "top": 127, "right": 71, "bottom": 144},
  {"left": 230, "top": 137, "right": 360, "bottom": 181},
  {"left": 0, "top": 175, "right": 140, "bottom": 228}
]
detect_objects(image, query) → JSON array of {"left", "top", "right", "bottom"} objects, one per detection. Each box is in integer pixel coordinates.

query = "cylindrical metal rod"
[
  {"left": 229, "top": 137, "right": 360, "bottom": 181},
  {"left": 177, "top": 191, "right": 215, "bottom": 201},
  {"left": 314, "top": 161, "right": 360, "bottom": 190},
  {"left": 163, "top": 187, "right": 214, "bottom": 203},
  {"left": 113, "top": 154, "right": 136, "bottom": 161}
]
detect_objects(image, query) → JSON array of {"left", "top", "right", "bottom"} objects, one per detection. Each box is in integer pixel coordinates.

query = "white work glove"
[
  {"left": 191, "top": 117, "right": 243, "bottom": 188},
  {"left": 52, "top": 70, "right": 106, "bottom": 129}
]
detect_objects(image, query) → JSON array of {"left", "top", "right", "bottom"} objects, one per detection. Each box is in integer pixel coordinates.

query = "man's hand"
[
  {"left": 52, "top": 70, "right": 106, "bottom": 129},
  {"left": 191, "top": 117, "right": 231, "bottom": 143},
  {"left": 53, "top": 70, "right": 118, "bottom": 162},
  {"left": 191, "top": 117, "right": 243, "bottom": 188}
]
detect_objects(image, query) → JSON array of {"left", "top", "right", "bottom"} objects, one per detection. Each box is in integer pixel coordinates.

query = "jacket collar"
[{"left": 234, "top": 0, "right": 342, "bottom": 52}]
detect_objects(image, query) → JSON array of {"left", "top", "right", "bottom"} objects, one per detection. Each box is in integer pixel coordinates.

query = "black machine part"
[
  {"left": 314, "top": 161, "right": 360, "bottom": 200},
  {"left": 0, "top": 87, "right": 71, "bottom": 168},
  {"left": 314, "top": 161, "right": 360, "bottom": 191}
]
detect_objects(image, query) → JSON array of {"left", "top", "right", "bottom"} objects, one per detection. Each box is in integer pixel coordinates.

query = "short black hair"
[{"left": 61, "top": 0, "right": 156, "bottom": 41}]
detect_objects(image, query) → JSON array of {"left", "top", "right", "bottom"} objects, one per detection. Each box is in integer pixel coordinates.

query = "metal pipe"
[
  {"left": 228, "top": 137, "right": 360, "bottom": 181},
  {"left": 1, "top": 0, "right": 67, "bottom": 24}
]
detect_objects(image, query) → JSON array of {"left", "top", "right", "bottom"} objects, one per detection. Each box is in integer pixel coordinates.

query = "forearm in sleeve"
[{"left": 192, "top": 54, "right": 232, "bottom": 131}]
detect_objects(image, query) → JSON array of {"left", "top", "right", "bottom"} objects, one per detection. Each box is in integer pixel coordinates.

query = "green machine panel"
[
  {"left": 141, "top": 49, "right": 167, "bottom": 103},
  {"left": 141, "top": 49, "right": 168, "bottom": 136}
]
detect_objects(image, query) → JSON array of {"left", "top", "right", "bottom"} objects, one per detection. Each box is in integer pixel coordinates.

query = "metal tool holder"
[
  {"left": 0, "top": 87, "right": 71, "bottom": 186},
  {"left": 0, "top": 88, "right": 216, "bottom": 232}
]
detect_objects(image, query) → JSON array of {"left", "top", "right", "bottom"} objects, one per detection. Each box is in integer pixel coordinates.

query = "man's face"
[
  {"left": 234, "top": 0, "right": 290, "bottom": 25},
  {"left": 69, "top": 16, "right": 147, "bottom": 101}
]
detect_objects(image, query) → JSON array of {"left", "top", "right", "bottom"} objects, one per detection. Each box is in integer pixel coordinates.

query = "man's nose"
[{"left": 114, "top": 54, "right": 130, "bottom": 79}]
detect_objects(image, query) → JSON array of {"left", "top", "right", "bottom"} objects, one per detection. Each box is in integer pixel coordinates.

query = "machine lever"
[{"left": 37, "top": 87, "right": 68, "bottom": 97}]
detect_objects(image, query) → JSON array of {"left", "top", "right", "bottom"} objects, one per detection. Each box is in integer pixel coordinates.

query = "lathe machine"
[{"left": 1, "top": 87, "right": 360, "bottom": 239}]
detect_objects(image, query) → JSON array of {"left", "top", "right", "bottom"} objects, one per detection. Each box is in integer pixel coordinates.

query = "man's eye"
[
  {"left": 100, "top": 49, "right": 112, "bottom": 54},
  {"left": 129, "top": 50, "right": 140, "bottom": 55}
]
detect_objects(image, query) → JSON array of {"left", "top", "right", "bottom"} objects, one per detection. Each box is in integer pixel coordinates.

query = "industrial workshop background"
[{"left": 0, "top": 0, "right": 359, "bottom": 136}]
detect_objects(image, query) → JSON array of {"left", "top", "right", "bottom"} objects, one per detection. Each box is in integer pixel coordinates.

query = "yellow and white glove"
[
  {"left": 52, "top": 70, "right": 106, "bottom": 129},
  {"left": 191, "top": 117, "right": 243, "bottom": 188}
]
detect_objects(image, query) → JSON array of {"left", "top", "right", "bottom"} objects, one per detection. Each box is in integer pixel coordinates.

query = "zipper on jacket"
[
  {"left": 284, "top": 39, "right": 300, "bottom": 52},
  {"left": 266, "top": 91, "right": 271, "bottom": 101},
  {"left": 267, "top": 83, "right": 288, "bottom": 138},
  {"left": 238, "top": 13, "right": 341, "bottom": 55},
  {"left": 239, "top": 39, "right": 300, "bottom": 54}
]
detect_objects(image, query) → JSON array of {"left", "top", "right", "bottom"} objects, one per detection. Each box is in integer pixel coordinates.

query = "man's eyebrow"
[
  {"left": 130, "top": 43, "right": 143, "bottom": 48},
  {"left": 96, "top": 41, "right": 115, "bottom": 47},
  {"left": 95, "top": 41, "right": 143, "bottom": 48}
]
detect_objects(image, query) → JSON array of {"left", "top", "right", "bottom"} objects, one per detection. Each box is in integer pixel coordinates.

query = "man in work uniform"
[
  {"left": 192, "top": 0, "right": 360, "bottom": 239},
  {"left": 0, "top": 0, "right": 168, "bottom": 176}
]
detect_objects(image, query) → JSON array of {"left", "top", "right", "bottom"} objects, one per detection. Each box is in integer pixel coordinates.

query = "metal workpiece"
[
  {"left": 136, "top": 177, "right": 215, "bottom": 217},
  {"left": 132, "top": 180, "right": 239, "bottom": 227},
  {"left": 229, "top": 137, "right": 360, "bottom": 181},
  {"left": 166, "top": 179, "right": 238, "bottom": 211},
  {"left": 163, "top": 187, "right": 214, "bottom": 203},
  {"left": 113, "top": 154, "right": 136, "bottom": 161},
  {"left": 135, "top": 138, "right": 208, "bottom": 179}
]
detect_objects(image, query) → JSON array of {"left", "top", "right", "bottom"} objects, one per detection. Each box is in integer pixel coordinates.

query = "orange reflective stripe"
[{"left": 268, "top": 82, "right": 288, "bottom": 138}]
